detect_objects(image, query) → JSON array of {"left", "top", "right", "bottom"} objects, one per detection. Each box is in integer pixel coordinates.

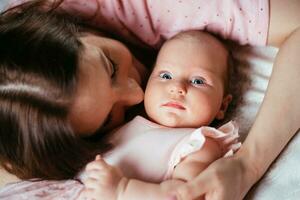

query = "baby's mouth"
[{"left": 162, "top": 102, "right": 186, "bottom": 110}]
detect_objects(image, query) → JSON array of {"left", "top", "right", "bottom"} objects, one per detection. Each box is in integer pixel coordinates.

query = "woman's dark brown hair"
[{"left": 0, "top": 0, "right": 106, "bottom": 180}]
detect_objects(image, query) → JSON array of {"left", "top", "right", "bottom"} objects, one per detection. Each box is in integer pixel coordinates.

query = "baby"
[{"left": 80, "top": 31, "right": 241, "bottom": 200}]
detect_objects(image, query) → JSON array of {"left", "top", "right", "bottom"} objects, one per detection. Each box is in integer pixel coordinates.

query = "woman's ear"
[{"left": 216, "top": 94, "right": 232, "bottom": 120}]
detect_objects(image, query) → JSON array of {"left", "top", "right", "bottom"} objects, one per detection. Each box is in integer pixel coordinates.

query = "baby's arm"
[
  {"left": 172, "top": 137, "right": 222, "bottom": 181},
  {"left": 80, "top": 156, "right": 184, "bottom": 200},
  {"left": 81, "top": 138, "right": 222, "bottom": 200}
]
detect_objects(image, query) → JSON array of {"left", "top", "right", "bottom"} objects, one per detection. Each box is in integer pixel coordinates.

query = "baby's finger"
[
  {"left": 82, "top": 169, "right": 109, "bottom": 181},
  {"left": 85, "top": 158, "right": 110, "bottom": 171},
  {"left": 78, "top": 188, "right": 96, "bottom": 200},
  {"left": 95, "top": 154, "right": 101, "bottom": 160},
  {"left": 83, "top": 177, "right": 102, "bottom": 189}
]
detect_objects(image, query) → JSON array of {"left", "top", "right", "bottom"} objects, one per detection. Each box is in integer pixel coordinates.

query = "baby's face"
[{"left": 144, "top": 32, "right": 231, "bottom": 127}]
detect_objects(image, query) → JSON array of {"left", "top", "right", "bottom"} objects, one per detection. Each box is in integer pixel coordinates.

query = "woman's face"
[{"left": 69, "top": 33, "right": 146, "bottom": 136}]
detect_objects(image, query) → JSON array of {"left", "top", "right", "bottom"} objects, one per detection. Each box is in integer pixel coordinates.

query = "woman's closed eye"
[
  {"left": 107, "top": 56, "right": 119, "bottom": 80},
  {"left": 190, "top": 77, "right": 206, "bottom": 86},
  {"left": 159, "top": 71, "right": 172, "bottom": 80}
]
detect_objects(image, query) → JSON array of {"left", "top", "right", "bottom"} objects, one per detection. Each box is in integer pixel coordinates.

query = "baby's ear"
[{"left": 216, "top": 94, "right": 232, "bottom": 120}]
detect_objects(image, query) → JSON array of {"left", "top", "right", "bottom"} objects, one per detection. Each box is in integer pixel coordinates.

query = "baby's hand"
[{"left": 80, "top": 155, "right": 123, "bottom": 200}]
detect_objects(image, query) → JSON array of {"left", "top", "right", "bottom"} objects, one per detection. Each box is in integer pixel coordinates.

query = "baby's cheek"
[
  {"left": 189, "top": 101, "right": 216, "bottom": 126},
  {"left": 144, "top": 90, "right": 162, "bottom": 119}
]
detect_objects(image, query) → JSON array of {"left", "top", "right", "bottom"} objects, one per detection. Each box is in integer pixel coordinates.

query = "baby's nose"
[{"left": 168, "top": 81, "right": 187, "bottom": 95}]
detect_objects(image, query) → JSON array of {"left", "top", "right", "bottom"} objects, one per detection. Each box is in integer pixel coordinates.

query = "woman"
[
  {"left": 0, "top": 0, "right": 149, "bottom": 181},
  {"left": 0, "top": 0, "right": 300, "bottom": 200}
]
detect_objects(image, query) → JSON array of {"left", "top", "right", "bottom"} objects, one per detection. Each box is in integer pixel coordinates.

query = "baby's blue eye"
[
  {"left": 191, "top": 78, "right": 205, "bottom": 85},
  {"left": 159, "top": 72, "right": 172, "bottom": 80}
]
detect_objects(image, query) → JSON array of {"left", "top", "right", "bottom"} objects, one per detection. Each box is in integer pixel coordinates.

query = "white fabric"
[{"left": 230, "top": 45, "right": 300, "bottom": 200}]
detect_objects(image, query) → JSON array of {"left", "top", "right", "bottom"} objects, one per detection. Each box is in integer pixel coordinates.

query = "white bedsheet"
[{"left": 230, "top": 45, "right": 300, "bottom": 200}]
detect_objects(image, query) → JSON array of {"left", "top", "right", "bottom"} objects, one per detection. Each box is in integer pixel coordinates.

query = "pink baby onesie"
[
  {"left": 59, "top": 0, "right": 269, "bottom": 47},
  {"left": 103, "top": 116, "right": 241, "bottom": 183},
  {"left": 0, "top": 116, "right": 240, "bottom": 199}
]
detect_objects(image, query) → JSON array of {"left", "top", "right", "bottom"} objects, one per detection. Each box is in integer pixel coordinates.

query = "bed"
[
  {"left": 165, "top": 43, "right": 300, "bottom": 199},
  {"left": 230, "top": 45, "right": 300, "bottom": 200},
  {"left": 1, "top": 1, "right": 300, "bottom": 199}
]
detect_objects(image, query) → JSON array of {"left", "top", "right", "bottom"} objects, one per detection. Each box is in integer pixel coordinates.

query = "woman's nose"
[
  {"left": 168, "top": 81, "right": 187, "bottom": 95},
  {"left": 117, "top": 78, "right": 144, "bottom": 106}
]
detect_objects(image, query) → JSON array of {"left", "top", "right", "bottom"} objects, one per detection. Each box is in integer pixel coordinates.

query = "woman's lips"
[{"left": 162, "top": 102, "right": 186, "bottom": 110}]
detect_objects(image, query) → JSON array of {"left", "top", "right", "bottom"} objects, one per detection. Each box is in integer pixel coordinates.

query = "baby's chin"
[
  {"left": 152, "top": 112, "right": 190, "bottom": 128},
  {"left": 152, "top": 112, "right": 208, "bottom": 128}
]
